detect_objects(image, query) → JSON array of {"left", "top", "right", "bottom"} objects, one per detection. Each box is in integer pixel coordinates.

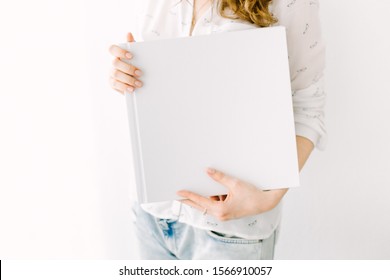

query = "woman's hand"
[
  {"left": 177, "top": 168, "right": 288, "bottom": 221},
  {"left": 109, "top": 32, "right": 143, "bottom": 94}
]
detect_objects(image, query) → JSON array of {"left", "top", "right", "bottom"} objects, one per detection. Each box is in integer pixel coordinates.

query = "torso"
[{"left": 134, "top": 0, "right": 326, "bottom": 239}]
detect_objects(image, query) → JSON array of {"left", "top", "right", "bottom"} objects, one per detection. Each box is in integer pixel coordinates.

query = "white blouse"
[{"left": 131, "top": 0, "right": 327, "bottom": 239}]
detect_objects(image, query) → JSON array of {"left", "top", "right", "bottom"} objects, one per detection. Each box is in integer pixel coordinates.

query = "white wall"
[
  {"left": 0, "top": 0, "right": 137, "bottom": 259},
  {"left": 0, "top": 0, "right": 389, "bottom": 259},
  {"left": 276, "top": 0, "right": 390, "bottom": 259}
]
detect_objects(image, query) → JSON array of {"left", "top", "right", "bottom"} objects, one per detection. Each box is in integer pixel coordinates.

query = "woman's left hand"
[{"left": 177, "top": 168, "right": 288, "bottom": 221}]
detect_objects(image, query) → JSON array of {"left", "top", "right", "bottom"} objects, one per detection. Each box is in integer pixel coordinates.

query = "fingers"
[
  {"left": 111, "top": 68, "right": 142, "bottom": 88},
  {"left": 110, "top": 68, "right": 142, "bottom": 94},
  {"left": 109, "top": 32, "right": 143, "bottom": 95},
  {"left": 109, "top": 61, "right": 141, "bottom": 94},
  {"left": 109, "top": 77, "right": 134, "bottom": 94},
  {"left": 108, "top": 32, "right": 135, "bottom": 59},
  {"left": 180, "top": 199, "right": 204, "bottom": 212},
  {"left": 178, "top": 191, "right": 231, "bottom": 221},
  {"left": 177, "top": 190, "right": 214, "bottom": 210},
  {"left": 109, "top": 44, "right": 133, "bottom": 60},
  {"left": 206, "top": 168, "right": 240, "bottom": 190},
  {"left": 112, "top": 58, "right": 142, "bottom": 77}
]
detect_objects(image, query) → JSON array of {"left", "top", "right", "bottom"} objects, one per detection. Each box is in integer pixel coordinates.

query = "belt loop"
[{"left": 172, "top": 200, "right": 182, "bottom": 219}]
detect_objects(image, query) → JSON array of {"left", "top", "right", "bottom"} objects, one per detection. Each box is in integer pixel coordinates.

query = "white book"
[{"left": 120, "top": 26, "right": 299, "bottom": 203}]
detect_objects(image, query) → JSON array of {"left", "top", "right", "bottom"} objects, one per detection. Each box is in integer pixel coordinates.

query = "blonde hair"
[{"left": 217, "top": 0, "right": 277, "bottom": 27}]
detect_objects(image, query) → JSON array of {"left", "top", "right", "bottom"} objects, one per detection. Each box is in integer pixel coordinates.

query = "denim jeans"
[{"left": 131, "top": 202, "right": 277, "bottom": 260}]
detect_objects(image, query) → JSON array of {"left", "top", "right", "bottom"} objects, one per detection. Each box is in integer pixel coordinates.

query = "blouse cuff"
[{"left": 295, "top": 122, "right": 327, "bottom": 151}]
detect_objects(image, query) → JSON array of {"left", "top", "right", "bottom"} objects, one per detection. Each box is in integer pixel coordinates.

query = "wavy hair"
[{"left": 217, "top": 0, "right": 277, "bottom": 27}]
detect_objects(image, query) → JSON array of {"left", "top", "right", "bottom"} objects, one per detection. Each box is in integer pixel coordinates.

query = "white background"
[{"left": 0, "top": 0, "right": 389, "bottom": 259}]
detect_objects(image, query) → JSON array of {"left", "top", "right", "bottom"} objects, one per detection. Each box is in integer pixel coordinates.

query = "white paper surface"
[{"left": 122, "top": 27, "right": 299, "bottom": 203}]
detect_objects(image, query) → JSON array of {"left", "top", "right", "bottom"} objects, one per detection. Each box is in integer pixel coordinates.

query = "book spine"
[
  {"left": 126, "top": 91, "right": 147, "bottom": 204},
  {"left": 120, "top": 42, "right": 147, "bottom": 203}
]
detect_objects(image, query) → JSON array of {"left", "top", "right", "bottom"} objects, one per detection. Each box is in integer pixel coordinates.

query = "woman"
[{"left": 109, "top": 0, "right": 326, "bottom": 259}]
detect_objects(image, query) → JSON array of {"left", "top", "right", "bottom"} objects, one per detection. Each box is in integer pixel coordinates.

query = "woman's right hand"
[{"left": 109, "top": 32, "right": 143, "bottom": 94}]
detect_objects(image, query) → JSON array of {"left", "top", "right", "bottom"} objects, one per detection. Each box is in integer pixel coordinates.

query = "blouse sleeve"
[{"left": 275, "top": 0, "right": 327, "bottom": 150}]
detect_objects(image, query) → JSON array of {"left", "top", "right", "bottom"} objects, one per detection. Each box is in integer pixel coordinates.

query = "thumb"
[{"left": 127, "top": 32, "right": 136, "bottom": 43}]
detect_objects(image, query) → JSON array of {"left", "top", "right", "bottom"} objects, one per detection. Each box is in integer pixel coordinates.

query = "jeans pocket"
[{"left": 206, "top": 230, "right": 263, "bottom": 244}]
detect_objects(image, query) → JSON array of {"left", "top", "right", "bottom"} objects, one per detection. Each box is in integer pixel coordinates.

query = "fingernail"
[
  {"left": 127, "top": 87, "right": 134, "bottom": 93},
  {"left": 135, "top": 70, "right": 143, "bottom": 77},
  {"left": 207, "top": 168, "right": 216, "bottom": 174},
  {"left": 126, "top": 53, "right": 133, "bottom": 59},
  {"left": 135, "top": 81, "right": 143, "bottom": 87}
]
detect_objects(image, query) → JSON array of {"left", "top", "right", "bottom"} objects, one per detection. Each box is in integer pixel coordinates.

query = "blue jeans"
[{"left": 131, "top": 202, "right": 277, "bottom": 260}]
